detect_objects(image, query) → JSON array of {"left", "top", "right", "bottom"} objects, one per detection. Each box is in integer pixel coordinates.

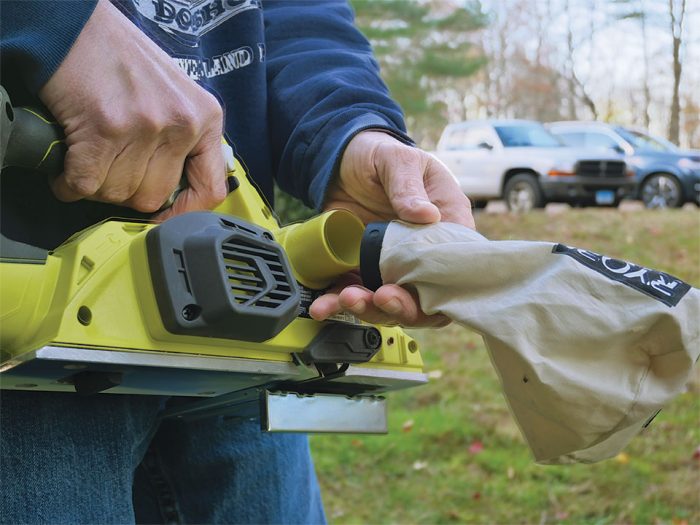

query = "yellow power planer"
[{"left": 0, "top": 86, "right": 426, "bottom": 432}]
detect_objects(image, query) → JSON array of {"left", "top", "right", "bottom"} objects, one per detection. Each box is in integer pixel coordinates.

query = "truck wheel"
[
  {"left": 471, "top": 200, "right": 488, "bottom": 210},
  {"left": 504, "top": 174, "right": 544, "bottom": 213},
  {"left": 641, "top": 174, "right": 683, "bottom": 208}
]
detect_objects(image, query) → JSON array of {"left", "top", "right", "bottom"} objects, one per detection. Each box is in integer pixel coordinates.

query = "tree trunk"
[
  {"left": 640, "top": 0, "right": 651, "bottom": 129},
  {"left": 668, "top": 0, "right": 685, "bottom": 144},
  {"left": 565, "top": 0, "right": 578, "bottom": 119}
]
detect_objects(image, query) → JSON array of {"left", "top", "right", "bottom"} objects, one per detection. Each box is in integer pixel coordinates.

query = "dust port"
[
  {"left": 77, "top": 306, "right": 92, "bottom": 326},
  {"left": 182, "top": 304, "right": 201, "bottom": 321},
  {"left": 323, "top": 210, "right": 363, "bottom": 266},
  {"left": 408, "top": 340, "right": 418, "bottom": 353},
  {"left": 387, "top": 337, "right": 395, "bottom": 346},
  {"left": 276, "top": 209, "right": 364, "bottom": 289}
]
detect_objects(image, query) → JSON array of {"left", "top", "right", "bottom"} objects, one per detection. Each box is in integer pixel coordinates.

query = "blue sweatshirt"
[{"left": 0, "top": 0, "right": 410, "bottom": 249}]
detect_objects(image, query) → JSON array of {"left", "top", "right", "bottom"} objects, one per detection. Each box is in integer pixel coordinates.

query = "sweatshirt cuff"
[
  {"left": 1, "top": 0, "right": 99, "bottom": 92},
  {"left": 303, "top": 110, "right": 414, "bottom": 210}
]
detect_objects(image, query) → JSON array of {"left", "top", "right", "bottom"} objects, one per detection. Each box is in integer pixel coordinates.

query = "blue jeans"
[{"left": 0, "top": 391, "right": 326, "bottom": 524}]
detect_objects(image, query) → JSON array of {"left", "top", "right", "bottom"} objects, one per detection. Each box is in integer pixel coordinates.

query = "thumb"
[{"left": 375, "top": 142, "right": 441, "bottom": 224}]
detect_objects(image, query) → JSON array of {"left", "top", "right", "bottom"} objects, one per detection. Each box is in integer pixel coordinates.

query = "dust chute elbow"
[
  {"left": 275, "top": 210, "right": 365, "bottom": 290},
  {"left": 360, "top": 222, "right": 389, "bottom": 292}
]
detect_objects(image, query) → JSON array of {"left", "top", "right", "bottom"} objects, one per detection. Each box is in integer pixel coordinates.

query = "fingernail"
[{"left": 380, "top": 298, "right": 402, "bottom": 314}]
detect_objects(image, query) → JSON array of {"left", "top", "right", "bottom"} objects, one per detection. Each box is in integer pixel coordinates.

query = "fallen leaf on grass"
[
  {"left": 427, "top": 369, "right": 443, "bottom": 379},
  {"left": 615, "top": 452, "right": 630, "bottom": 464},
  {"left": 472, "top": 491, "right": 481, "bottom": 501},
  {"left": 351, "top": 439, "right": 364, "bottom": 448},
  {"left": 469, "top": 441, "right": 484, "bottom": 454},
  {"left": 692, "top": 446, "right": 700, "bottom": 461},
  {"left": 465, "top": 341, "right": 478, "bottom": 351},
  {"left": 402, "top": 419, "right": 414, "bottom": 433},
  {"left": 446, "top": 510, "right": 460, "bottom": 520},
  {"left": 412, "top": 460, "right": 428, "bottom": 471}
]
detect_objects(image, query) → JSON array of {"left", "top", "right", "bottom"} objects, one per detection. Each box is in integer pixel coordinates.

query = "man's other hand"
[
  {"left": 310, "top": 130, "right": 475, "bottom": 327},
  {"left": 39, "top": 0, "right": 227, "bottom": 219}
]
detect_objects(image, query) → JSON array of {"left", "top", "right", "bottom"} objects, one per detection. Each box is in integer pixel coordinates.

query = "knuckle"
[
  {"left": 136, "top": 113, "right": 162, "bottom": 135},
  {"left": 130, "top": 194, "right": 166, "bottom": 213},
  {"left": 168, "top": 105, "right": 200, "bottom": 141},
  {"left": 64, "top": 175, "right": 101, "bottom": 198},
  {"left": 196, "top": 178, "right": 227, "bottom": 208},
  {"left": 395, "top": 176, "right": 426, "bottom": 199},
  {"left": 100, "top": 181, "right": 142, "bottom": 204},
  {"left": 97, "top": 116, "right": 130, "bottom": 139},
  {"left": 200, "top": 91, "right": 223, "bottom": 122},
  {"left": 382, "top": 141, "right": 420, "bottom": 165},
  {"left": 209, "top": 181, "right": 228, "bottom": 203},
  {"left": 92, "top": 105, "right": 129, "bottom": 139}
]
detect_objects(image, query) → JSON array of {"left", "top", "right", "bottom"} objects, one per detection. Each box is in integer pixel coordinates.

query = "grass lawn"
[{"left": 311, "top": 207, "right": 700, "bottom": 525}]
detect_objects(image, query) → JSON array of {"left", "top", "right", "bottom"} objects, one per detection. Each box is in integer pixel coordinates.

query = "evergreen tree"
[{"left": 350, "top": 0, "right": 487, "bottom": 143}]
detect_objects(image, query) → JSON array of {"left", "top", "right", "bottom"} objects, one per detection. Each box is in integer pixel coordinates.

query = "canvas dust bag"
[{"left": 361, "top": 221, "right": 699, "bottom": 464}]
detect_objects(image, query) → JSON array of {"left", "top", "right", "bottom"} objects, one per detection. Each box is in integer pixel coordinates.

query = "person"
[{"left": 0, "top": 0, "right": 474, "bottom": 523}]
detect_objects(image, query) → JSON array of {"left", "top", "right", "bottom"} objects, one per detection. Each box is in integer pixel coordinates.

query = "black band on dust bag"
[{"left": 360, "top": 222, "right": 389, "bottom": 292}]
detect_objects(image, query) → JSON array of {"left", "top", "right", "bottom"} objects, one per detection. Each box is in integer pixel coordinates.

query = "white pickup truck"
[{"left": 431, "top": 119, "right": 636, "bottom": 211}]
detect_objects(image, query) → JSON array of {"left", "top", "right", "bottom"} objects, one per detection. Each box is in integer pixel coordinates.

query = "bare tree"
[
  {"left": 564, "top": 0, "right": 579, "bottom": 119},
  {"left": 611, "top": 0, "right": 653, "bottom": 127},
  {"left": 564, "top": 0, "right": 599, "bottom": 119},
  {"left": 667, "top": 0, "right": 686, "bottom": 144},
  {"left": 639, "top": 0, "right": 652, "bottom": 128}
]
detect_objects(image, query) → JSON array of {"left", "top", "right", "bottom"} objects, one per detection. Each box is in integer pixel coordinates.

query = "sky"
[{"left": 479, "top": 0, "right": 699, "bottom": 141}]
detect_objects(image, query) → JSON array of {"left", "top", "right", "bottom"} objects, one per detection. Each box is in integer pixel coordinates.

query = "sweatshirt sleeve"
[
  {"left": 0, "top": 0, "right": 98, "bottom": 93},
  {"left": 263, "top": 0, "right": 412, "bottom": 210}
]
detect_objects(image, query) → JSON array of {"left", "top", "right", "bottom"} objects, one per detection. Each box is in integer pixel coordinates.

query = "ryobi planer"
[{"left": 0, "top": 86, "right": 427, "bottom": 433}]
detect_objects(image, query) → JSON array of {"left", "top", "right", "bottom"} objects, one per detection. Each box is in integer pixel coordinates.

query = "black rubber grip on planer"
[
  {"left": 360, "top": 222, "right": 389, "bottom": 292},
  {"left": 3, "top": 107, "right": 66, "bottom": 176}
]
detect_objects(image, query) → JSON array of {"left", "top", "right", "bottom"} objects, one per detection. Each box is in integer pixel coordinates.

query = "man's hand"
[
  {"left": 310, "top": 130, "right": 475, "bottom": 327},
  {"left": 39, "top": 0, "right": 227, "bottom": 220}
]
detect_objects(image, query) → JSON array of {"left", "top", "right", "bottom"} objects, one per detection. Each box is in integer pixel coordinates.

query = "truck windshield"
[
  {"left": 495, "top": 125, "right": 561, "bottom": 148},
  {"left": 616, "top": 128, "right": 677, "bottom": 153}
]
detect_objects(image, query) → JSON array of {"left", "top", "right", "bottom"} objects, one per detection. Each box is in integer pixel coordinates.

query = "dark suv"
[{"left": 548, "top": 122, "right": 700, "bottom": 208}]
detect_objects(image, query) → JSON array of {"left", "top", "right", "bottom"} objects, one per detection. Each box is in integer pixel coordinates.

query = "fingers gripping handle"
[{"left": 0, "top": 85, "right": 201, "bottom": 212}]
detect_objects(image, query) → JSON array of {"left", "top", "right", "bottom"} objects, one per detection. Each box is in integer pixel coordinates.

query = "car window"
[
  {"left": 442, "top": 128, "right": 464, "bottom": 150},
  {"left": 583, "top": 132, "right": 618, "bottom": 149},
  {"left": 444, "top": 127, "right": 493, "bottom": 150},
  {"left": 616, "top": 128, "right": 676, "bottom": 152},
  {"left": 494, "top": 125, "right": 561, "bottom": 147},
  {"left": 555, "top": 132, "right": 586, "bottom": 147}
]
